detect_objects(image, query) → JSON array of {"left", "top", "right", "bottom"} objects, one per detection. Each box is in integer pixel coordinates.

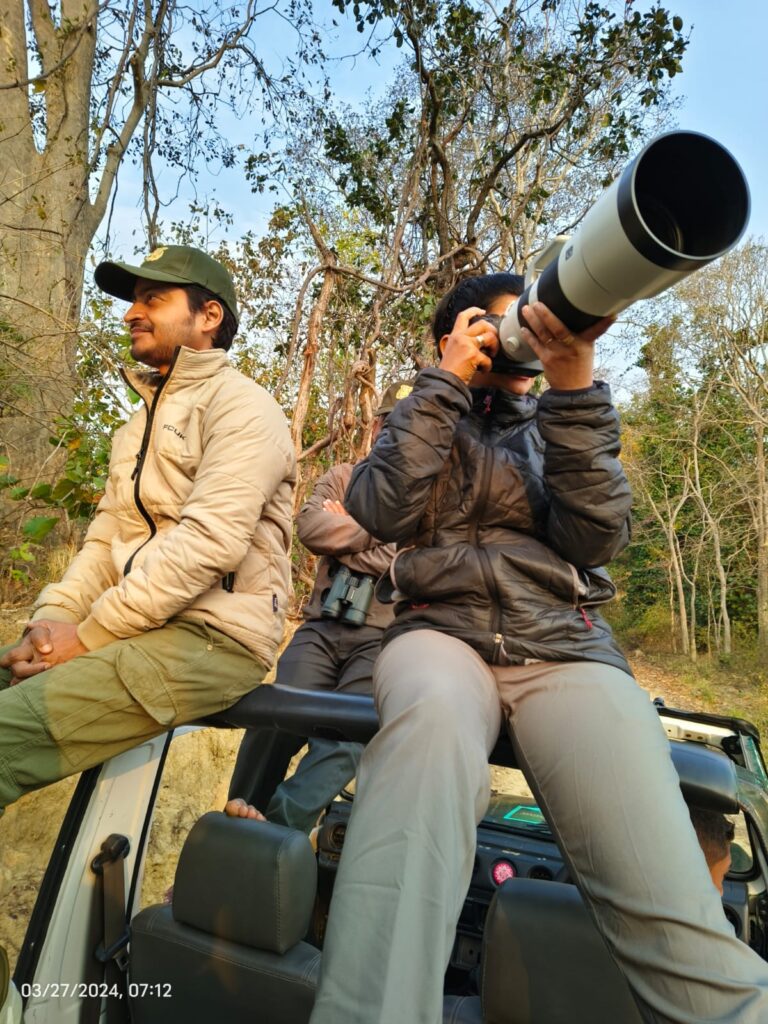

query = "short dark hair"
[
  {"left": 184, "top": 284, "right": 238, "bottom": 351},
  {"left": 689, "top": 807, "right": 735, "bottom": 868},
  {"left": 431, "top": 272, "right": 525, "bottom": 344}
]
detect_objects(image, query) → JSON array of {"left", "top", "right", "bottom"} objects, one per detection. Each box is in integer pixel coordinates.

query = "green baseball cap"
[
  {"left": 375, "top": 378, "right": 415, "bottom": 417},
  {"left": 95, "top": 244, "right": 238, "bottom": 324}
]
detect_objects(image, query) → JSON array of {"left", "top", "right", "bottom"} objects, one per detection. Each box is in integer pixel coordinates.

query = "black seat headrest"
[
  {"left": 482, "top": 878, "right": 643, "bottom": 1023},
  {"left": 669, "top": 740, "right": 739, "bottom": 814},
  {"left": 172, "top": 812, "right": 317, "bottom": 954}
]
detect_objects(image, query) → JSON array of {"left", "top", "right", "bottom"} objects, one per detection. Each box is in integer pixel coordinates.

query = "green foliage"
[
  {"left": 617, "top": 242, "right": 768, "bottom": 661},
  {"left": 0, "top": 297, "right": 130, "bottom": 597},
  {"left": 6, "top": 542, "right": 36, "bottom": 586},
  {"left": 22, "top": 517, "right": 58, "bottom": 544},
  {"left": 608, "top": 599, "right": 674, "bottom": 652},
  {"left": 323, "top": 120, "right": 401, "bottom": 224},
  {"left": 0, "top": 458, "right": 54, "bottom": 586}
]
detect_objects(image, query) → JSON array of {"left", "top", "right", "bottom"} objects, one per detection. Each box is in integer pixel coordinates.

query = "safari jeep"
[{"left": 2, "top": 686, "right": 768, "bottom": 1024}]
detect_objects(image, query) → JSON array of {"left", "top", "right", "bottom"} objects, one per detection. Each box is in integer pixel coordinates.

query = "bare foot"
[{"left": 224, "top": 797, "right": 266, "bottom": 822}]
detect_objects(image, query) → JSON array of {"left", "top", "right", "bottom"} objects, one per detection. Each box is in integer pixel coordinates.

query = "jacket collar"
[
  {"left": 469, "top": 386, "right": 538, "bottom": 427},
  {"left": 121, "top": 346, "right": 229, "bottom": 402}
]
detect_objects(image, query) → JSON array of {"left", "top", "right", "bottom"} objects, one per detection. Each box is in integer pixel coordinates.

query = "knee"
[
  {"left": 377, "top": 664, "right": 471, "bottom": 735},
  {"left": 375, "top": 686, "right": 491, "bottom": 788},
  {"left": 0, "top": 760, "right": 17, "bottom": 813},
  {"left": 377, "top": 643, "right": 497, "bottom": 747}
]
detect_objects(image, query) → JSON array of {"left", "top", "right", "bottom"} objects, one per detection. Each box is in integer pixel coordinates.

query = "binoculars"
[{"left": 321, "top": 564, "right": 376, "bottom": 626}]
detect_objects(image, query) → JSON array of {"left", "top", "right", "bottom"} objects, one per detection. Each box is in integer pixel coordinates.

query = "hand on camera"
[
  {"left": 438, "top": 307, "right": 499, "bottom": 385},
  {"left": 520, "top": 302, "right": 614, "bottom": 390}
]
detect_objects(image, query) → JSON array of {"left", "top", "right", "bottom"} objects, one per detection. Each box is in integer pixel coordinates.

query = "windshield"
[
  {"left": 730, "top": 809, "right": 754, "bottom": 875},
  {"left": 485, "top": 767, "right": 551, "bottom": 835}
]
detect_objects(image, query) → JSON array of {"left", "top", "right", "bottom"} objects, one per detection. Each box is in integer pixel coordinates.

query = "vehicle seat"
[
  {"left": 443, "top": 877, "right": 643, "bottom": 1024},
  {"left": 129, "top": 812, "right": 320, "bottom": 1024}
]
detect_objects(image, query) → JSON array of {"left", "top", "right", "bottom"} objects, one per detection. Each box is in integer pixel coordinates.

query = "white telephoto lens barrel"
[{"left": 499, "top": 131, "right": 750, "bottom": 363}]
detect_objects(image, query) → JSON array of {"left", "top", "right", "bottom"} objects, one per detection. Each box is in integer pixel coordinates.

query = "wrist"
[
  {"left": 544, "top": 374, "right": 594, "bottom": 391},
  {"left": 438, "top": 361, "right": 472, "bottom": 386}
]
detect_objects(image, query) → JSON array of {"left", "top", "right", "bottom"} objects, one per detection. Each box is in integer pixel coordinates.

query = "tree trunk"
[
  {"left": 710, "top": 526, "right": 732, "bottom": 657},
  {"left": 291, "top": 268, "right": 336, "bottom": 458},
  {"left": 756, "top": 431, "right": 768, "bottom": 656},
  {"left": 0, "top": 230, "right": 84, "bottom": 477},
  {"left": 0, "top": 0, "right": 99, "bottom": 481},
  {"left": 667, "top": 524, "right": 690, "bottom": 656}
]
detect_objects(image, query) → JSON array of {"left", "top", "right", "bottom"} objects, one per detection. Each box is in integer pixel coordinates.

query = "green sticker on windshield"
[{"left": 503, "top": 804, "right": 546, "bottom": 826}]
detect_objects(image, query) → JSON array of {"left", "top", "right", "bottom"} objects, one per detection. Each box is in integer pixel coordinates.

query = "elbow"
[
  {"left": 365, "top": 524, "right": 406, "bottom": 544},
  {"left": 551, "top": 518, "right": 631, "bottom": 569},
  {"left": 582, "top": 531, "right": 631, "bottom": 569},
  {"left": 190, "top": 523, "right": 251, "bottom": 577}
]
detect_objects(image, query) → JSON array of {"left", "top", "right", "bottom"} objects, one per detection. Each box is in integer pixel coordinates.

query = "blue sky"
[
  {"left": 104, "top": 1, "right": 767, "bottom": 251},
  {"left": 658, "top": 0, "right": 767, "bottom": 239},
  {"left": 96, "top": 1, "right": 766, "bottom": 397}
]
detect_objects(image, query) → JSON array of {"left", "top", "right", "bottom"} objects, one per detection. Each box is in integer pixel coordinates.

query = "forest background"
[
  {"left": 1, "top": 0, "right": 768, "bottom": 965},
  {"left": 0, "top": 0, "right": 765, "bottom": 712},
  {"left": 2, "top": 0, "right": 766, "bottom": 702}
]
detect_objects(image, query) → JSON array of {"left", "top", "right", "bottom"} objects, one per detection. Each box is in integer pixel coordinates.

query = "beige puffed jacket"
[{"left": 31, "top": 347, "right": 296, "bottom": 668}]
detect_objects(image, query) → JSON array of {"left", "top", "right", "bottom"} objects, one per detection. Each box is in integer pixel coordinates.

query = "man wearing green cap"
[
  {"left": 0, "top": 245, "right": 296, "bottom": 814},
  {"left": 225, "top": 379, "right": 413, "bottom": 834}
]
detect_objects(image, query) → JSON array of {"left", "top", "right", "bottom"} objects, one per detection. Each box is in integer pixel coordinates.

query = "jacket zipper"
[
  {"left": 123, "top": 349, "right": 180, "bottom": 575},
  {"left": 568, "top": 561, "right": 594, "bottom": 630},
  {"left": 469, "top": 446, "right": 505, "bottom": 662},
  {"left": 579, "top": 606, "right": 594, "bottom": 630}
]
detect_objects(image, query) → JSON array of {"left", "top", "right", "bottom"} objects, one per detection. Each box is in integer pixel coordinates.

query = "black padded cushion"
[
  {"left": 481, "top": 878, "right": 643, "bottom": 1024},
  {"left": 130, "top": 904, "right": 320, "bottom": 1024},
  {"left": 443, "top": 994, "right": 483, "bottom": 1022},
  {"left": 172, "top": 812, "right": 316, "bottom": 953},
  {"left": 669, "top": 739, "right": 738, "bottom": 814}
]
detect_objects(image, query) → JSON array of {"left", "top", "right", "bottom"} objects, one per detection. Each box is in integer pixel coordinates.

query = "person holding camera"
[
  {"left": 226, "top": 382, "right": 411, "bottom": 833},
  {"left": 309, "top": 274, "right": 768, "bottom": 1023}
]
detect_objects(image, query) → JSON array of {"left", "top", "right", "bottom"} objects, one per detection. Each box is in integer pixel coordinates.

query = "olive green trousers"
[{"left": 0, "top": 618, "right": 266, "bottom": 814}]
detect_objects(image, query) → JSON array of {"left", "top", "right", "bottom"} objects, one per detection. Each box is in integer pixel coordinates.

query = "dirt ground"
[{"left": 0, "top": 606, "right": 742, "bottom": 972}]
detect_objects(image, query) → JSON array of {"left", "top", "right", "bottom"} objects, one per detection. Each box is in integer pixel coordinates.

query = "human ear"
[{"left": 202, "top": 299, "right": 224, "bottom": 333}]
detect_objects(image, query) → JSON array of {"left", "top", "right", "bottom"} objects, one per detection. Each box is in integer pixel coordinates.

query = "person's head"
[
  {"left": 95, "top": 245, "right": 239, "bottom": 372},
  {"left": 689, "top": 806, "right": 735, "bottom": 895},
  {"left": 432, "top": 273, "right": 538, "bottom": 395},
  {"left": 371, "top": 378, "right": 414, "bottom": 443}
]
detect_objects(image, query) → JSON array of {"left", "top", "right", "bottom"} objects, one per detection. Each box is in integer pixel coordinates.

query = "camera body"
[
  {"left": 468, "top": 312, "right": 543, "bottom": 377},
  {"left": 321, "top": 563, "right": 375, "bottom": 626}
]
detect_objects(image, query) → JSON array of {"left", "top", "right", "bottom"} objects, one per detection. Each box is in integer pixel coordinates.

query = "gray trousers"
[
  {"left": 310, "top": 630, "right": 768, "bottom": 1024},
  {"left": 228, "top": 619, "right": 380, "bottom": 832}
]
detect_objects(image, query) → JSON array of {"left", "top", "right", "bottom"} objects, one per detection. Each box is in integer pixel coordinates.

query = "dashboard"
[{"left": 315, "top": 795, "right": 758, "bottom": 977}]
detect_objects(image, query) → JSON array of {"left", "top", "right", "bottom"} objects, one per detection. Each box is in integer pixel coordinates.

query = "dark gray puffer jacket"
[{"left": 344, "top": 367, "right": 632, "bottom": 675}]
